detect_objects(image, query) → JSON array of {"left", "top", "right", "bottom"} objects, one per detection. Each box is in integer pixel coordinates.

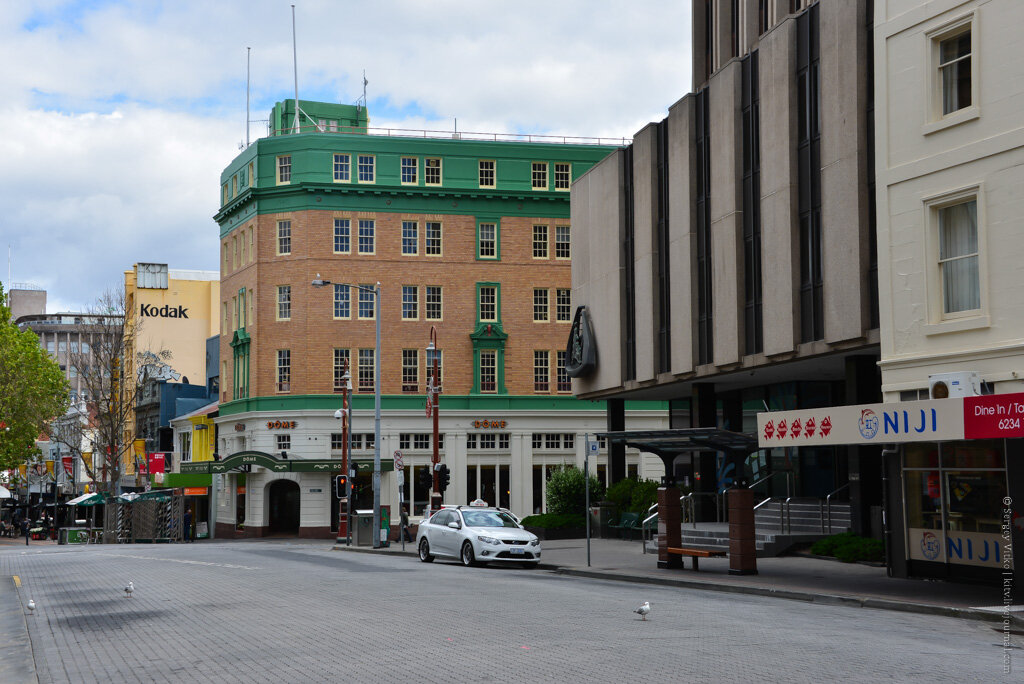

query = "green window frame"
[
  {"left": 476, "top": 283, "right": 500, "bottom": 323},
  {"left": 476, "top": 219, "right": 500, "bottom": 260}
]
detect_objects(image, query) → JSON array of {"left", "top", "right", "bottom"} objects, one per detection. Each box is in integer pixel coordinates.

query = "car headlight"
[
  {"left": 529, "top": 538, "right": 540, "bottom": 546},
  {"left": 477, "top": 535, "right": 501, "bottom": 546}
]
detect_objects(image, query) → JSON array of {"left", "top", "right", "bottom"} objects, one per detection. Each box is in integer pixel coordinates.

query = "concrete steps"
[{"left": 645, "top": 500, "right": 853, "bottom": 557}]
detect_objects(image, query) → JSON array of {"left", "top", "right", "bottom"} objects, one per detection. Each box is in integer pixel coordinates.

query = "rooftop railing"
[{"left": 267, "top": 122, "right": 631, "bottom": 147}]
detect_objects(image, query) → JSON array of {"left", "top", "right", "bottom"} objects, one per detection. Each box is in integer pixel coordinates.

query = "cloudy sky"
[{"left": 0, "top": 1, "right": 691, "bottom": 313}]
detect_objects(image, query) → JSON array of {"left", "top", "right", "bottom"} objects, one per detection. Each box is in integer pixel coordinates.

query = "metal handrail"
[
  {"left": 784, "top": 496, "right": 793, "bottom": 534},
  {"left": 825, "top": 482, "right": 850, "bottom": 534},
  {"left": 269, "top": 123, "right": 632, "bottom": 147},
  {"left": 681, "top": 492, "right": 720, "bottom": 529},
  {"left": 641, "top": 504, "right": 659, "bottom": 554},
  {"left": 749, "top": 470, "right": 794, "bottom": 499}
]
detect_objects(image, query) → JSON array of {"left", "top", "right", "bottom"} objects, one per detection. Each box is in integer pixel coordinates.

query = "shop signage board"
[
  {"left": 757, "top": 392, "right": 1024, "bottom": 447},
  {"left": 907, "top": 527, "right": 1004, "bottom": 568},
  {"left": 178, "top": 452, "right": 393, "bottom": 474}
]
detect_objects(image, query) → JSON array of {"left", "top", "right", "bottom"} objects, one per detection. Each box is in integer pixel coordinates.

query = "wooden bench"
[{"left": 667, "top": 546, "right": 727, "bottom": 571}]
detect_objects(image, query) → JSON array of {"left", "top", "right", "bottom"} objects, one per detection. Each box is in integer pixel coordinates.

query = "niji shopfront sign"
[{"left": 756, "top": 392, "right": 1024, "bottom": 447}]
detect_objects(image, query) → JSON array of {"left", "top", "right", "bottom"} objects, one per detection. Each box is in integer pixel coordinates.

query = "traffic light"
[
  {"left": 335, "top": 474, "right": 348, "bottom": 498},
  {"left": 438, "top": 464, "right": 451, "bottom": 494},
  {"left": 418, "top": 466, "right": 433, "bottom": 491}
]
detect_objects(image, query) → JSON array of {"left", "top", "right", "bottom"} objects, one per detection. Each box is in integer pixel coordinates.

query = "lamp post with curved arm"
[
  {"left": 426, "top": 326, "right": 442, "bottom": 512},
  {"left": 313, "top": 276, "right": 383, "bottom": 548}
]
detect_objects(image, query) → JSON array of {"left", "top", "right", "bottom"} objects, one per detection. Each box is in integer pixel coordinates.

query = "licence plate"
[{"left": 510, "top": 547, "right": 525, "bottom": 555}]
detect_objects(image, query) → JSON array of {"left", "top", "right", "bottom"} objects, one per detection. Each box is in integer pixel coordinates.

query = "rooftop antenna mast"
[
  {"left": 246, "top": 47, "right": 251, "bottom": 147},
  {"left": 357, "top": 70, "right": 368, "bottom": 115},
  {"left": 291, "top": 4, "right": 299, "bottom": 133}
]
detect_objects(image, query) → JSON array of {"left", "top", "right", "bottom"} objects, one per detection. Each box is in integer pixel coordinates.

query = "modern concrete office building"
[
  {"left": 204, "top": 99, "right": 666, "bottom": 539},
  {"left": 571, "top": 0, "right": 881, "bottom": 531}
]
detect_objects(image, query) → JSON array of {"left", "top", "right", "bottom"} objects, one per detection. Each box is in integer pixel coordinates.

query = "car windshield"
[{"left": 461, "top": 510, "right": 520, "bottom": 528}]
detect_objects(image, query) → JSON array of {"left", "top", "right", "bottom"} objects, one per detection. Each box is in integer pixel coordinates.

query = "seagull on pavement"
[
  {"left": 634, "top": 601, "right": 651, "bottom": 621},
  {"left": 124, "top": 581, "right": 134, "bottom": 598},
  {"left": 27, "top": 599, "right": 36, "bottom": 615}
]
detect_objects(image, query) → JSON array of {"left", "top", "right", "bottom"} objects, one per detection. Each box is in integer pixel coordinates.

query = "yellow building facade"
[{"left": 122, "top": 264, "right": 219, "bottom": 477}]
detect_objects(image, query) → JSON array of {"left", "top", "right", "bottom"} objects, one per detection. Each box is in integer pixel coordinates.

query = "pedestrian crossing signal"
[{"left": 335, "top": 474, "right": 348, "bottom": 498}]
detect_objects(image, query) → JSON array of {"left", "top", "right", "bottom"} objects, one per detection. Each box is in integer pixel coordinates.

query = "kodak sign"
[{"left": 139, "top": 304, "right": 189, "bottom": 319}]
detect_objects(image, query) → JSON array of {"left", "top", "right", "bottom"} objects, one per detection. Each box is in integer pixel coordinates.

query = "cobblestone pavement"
[{"left": 1, "top": 540, "right": 1019, "bottom": 683}]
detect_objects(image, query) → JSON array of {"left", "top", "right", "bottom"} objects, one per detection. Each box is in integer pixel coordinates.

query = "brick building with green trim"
[{"left": 209, "top": 99, "right": 667, "bottom": 538}]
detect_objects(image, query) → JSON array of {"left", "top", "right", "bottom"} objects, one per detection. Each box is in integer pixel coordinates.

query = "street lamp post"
[
  {"left": 313, "top": 276, "right": 383, "bottom": 548},
  {"left": 426, "top": 327, "right": 442, "bottom": 512}
]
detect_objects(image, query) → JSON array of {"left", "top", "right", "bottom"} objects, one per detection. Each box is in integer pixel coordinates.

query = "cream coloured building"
[{"left": 874, "top": 0, "right": 1024, "bottom": 585}]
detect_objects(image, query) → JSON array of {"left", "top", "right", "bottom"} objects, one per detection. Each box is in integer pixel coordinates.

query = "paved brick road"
[{"left": 0, "top": 541, "right": 1018, "bottom": 682}]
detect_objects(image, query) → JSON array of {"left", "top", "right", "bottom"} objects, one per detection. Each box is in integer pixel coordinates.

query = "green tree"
[
  {"left": 545, "top": 466, "right": 605, "bottom": 516},
  {"left": 0, "top": 284, "right": 69, "bottom": 470}
]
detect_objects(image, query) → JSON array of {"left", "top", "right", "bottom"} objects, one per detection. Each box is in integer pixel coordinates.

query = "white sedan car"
[{"left": 416, "top": 507, "right": 541, "bottom": 567}]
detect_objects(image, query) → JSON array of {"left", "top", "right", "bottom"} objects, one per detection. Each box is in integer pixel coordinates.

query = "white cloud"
[{"left": 0, "top": 0, "right": 692, "bottom": 312}]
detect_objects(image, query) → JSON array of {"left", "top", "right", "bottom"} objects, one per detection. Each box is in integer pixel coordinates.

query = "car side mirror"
[{"left": 447, "top": 521, "right": 461, "bottom": 530}]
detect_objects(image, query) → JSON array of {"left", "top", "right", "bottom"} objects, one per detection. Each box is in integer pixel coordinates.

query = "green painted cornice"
[{"left": 217, "top": 394, "right": 667, "bottom": 416}]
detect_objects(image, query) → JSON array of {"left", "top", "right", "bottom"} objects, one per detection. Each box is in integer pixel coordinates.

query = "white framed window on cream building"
[
  {"left": 923, "top": 13, "right": 978, "bottom": 135},
  {"left": 923, "top": 186, "right": 987, "bottom": 335}
]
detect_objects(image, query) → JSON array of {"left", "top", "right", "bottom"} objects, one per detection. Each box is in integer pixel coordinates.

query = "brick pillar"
[
  {"left": 728, "top": 488, "right": 758, "bottom": 575},
  {"left": 657, "top": 485, "right": 682, "bottom": 569}
]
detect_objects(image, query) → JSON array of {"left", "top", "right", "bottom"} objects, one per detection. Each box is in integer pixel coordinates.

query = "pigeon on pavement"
[
  {"left": 27, "top": 599, "right": 36, "bottom": 615},
  {"left": 124, "top": 581, "right": 134, "bottom": 598},
  {"left": 634, "top": 601, "right": 651, "bottom": 621}
]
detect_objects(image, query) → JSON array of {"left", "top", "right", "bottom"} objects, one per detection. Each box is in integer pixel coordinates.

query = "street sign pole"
[{"left": 585, "top": 434, "right": 591, "bottom": 568}]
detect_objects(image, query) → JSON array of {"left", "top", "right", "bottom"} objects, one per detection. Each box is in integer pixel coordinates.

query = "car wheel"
[
  {"left": 461, "top": 541, "right": 477, "bottom": 567},
  {"left": 418, "top": 539, "right": 434, "bottom": 563}
]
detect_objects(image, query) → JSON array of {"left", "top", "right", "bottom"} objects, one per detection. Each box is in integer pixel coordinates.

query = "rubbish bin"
[
  {"left": 59, "top": 527, "right": 90, "bottom": 545},
  {"left": 353, "top": 510, "right": 374, "bottom": 546}
]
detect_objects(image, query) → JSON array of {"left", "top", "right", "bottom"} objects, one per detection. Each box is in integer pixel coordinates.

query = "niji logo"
[
  {"left": 804, "top": 417, "right": 816, "bottom": 438},
  {"left": 791, "top": 418, "right": 802, "bottom": 438},
  {"left": 820, "top": 416, "right": 833, "bottom": 437},
  {"left": 777, "top": 420, "right": 788, "bottom": 439},
  {"left": 763, "top": 421, "right": 775, "bottom": 440}
]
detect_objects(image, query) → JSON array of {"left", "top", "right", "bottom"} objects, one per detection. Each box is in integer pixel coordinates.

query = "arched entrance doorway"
[{"left": 267, "top": 480, "right": 300, "bottom": 535}]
